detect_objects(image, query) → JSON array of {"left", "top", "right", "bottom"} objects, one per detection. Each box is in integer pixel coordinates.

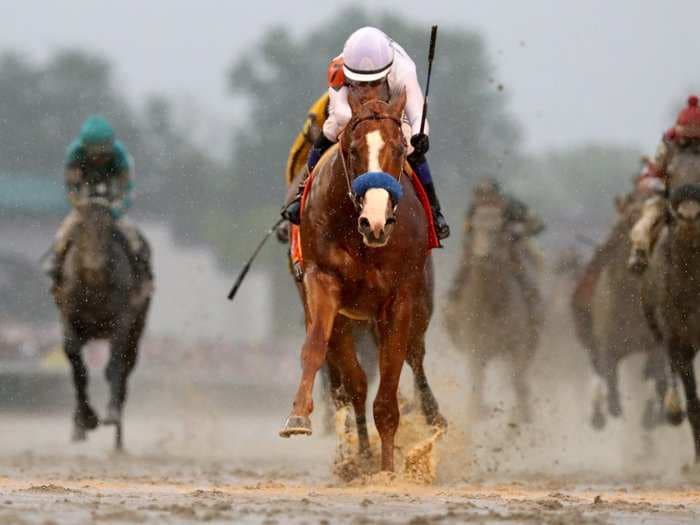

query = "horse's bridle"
[{"left": 337, "top": 101, "right": 407, "bottom": 211}]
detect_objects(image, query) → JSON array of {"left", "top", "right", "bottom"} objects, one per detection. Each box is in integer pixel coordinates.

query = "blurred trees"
[
  {"left": 0, "top": 50, "right": 226, "bottom": 246},
  {"left": 0, "top": 50, "right": 139, "bottom": 177},
  {"left": 509, "top": 145, "right": 642, "bottom": 245}
]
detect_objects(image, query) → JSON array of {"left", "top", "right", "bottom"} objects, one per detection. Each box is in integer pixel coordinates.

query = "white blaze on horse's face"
[
  {"left": 472, "top": 206, "right": 504, "bottom": 258},
  {"left": 358, "top": 129, "right": 393, "bottom": 247},
  {"left": 366, "top": 129, "right": 385, "bottom": 173}
]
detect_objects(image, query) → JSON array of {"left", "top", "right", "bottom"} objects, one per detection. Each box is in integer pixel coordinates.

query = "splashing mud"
[
  {"left": 332, "top": 399, "right": 444, "bottom": 484},
  {"left": 3, "top": 286, "right": 700, "bottom": 523}
]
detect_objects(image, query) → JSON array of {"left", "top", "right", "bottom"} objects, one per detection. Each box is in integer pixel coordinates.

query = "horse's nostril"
[
  {"left": 359, "top": 217, "right": 371, "bottom": 230},
  {"left": 386, "top": 216, "right": 396, "bottom": 226}
]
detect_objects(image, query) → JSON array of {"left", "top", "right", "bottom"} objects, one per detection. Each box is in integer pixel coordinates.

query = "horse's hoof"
[
  {"left": 279, "top": 415, "right": 312, "bottom": 438},
  {"left": 591, "top": 409, "right": 606, "bottom": 430},
  {"left": 665, "top": 389, "right": 684, "bottom": 426},
  {"left": 428, "top": 413, "right": 448, "bottom": 431},
  {"left": 74, "top": 405, "right": 100, "bottom": 431},
  {"left": 608, "top": 400, "right": 623, "bottom": 418},
  {"left": 102, "top": 405, "right": 122, "bottom": 426},
  {"left": 666, "top": 409, "right": 685, "bottom": 427},
  {"left": 72, "top": 426, "right": 87, "bottom": 442}
]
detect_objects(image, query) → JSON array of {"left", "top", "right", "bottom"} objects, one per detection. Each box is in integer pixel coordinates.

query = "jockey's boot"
[
  {"left": 42, "top": 249, "right": 62, "bottom": 286},
  {"left": 133, "top": 238, "right": 154, "bottom": 291},
  {"left": 627, "top": 247, "right": 649, "bottom": 274},
  {"left": 423, "top": 182, "right": 450, "bottom": 240},
  {"left": 280, "top": 134, "right": 334, "bottom": 225},
  {"left": 281, "top": 180, "right": 305, "bottom": 226}
]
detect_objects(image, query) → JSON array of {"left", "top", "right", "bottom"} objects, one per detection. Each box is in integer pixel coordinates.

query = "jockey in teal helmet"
[{"left": 44, "top": 115, "right": 152, "bottom": 287}]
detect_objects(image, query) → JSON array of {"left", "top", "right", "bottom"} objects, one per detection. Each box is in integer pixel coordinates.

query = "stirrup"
[{"left": 433, "top": 210, "right": 450, "bottom": 240}]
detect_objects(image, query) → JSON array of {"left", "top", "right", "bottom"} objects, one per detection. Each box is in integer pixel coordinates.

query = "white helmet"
[{"left": 342, "top": 27, "right": 394, "bottom": 83}]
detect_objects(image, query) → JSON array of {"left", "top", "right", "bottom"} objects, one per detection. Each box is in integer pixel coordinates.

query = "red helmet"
[{"left": 675, "top": 95, "right": 700, "bottom": 139}]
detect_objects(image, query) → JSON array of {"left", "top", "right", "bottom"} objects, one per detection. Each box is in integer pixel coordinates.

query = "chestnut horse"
[{"left": 279, "top": 89, "right": 446, "bottom": 471}]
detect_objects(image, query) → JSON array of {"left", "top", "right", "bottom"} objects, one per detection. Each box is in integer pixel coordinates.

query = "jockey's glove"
[{"left": 410, "top": 133, "right": 430, "bottom": 156}]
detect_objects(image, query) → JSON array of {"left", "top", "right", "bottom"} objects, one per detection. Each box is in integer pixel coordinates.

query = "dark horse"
[
  {"left": 279, "top": 90, "right": 446, "bottom": 471},
  {"left": 572, "top": 194, "right": 668, "bottom": 430},
  {"left": 52, "top": 185, "right": 152, "bottom": 450},
  {"left": 642, "top": 147, "right": 700, "bottom": 463},
  {"left": 445, "top": 198, "right": 539, "bottom": 423}
]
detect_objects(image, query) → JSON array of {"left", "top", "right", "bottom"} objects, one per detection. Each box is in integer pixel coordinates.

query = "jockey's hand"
[{"left": 410, "top": 134, "right": 430, "bottom": 156}]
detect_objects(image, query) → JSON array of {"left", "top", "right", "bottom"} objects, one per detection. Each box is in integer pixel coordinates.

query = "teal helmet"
[{"left": 79, "top": 115, "right": 115, "bottom": 146}]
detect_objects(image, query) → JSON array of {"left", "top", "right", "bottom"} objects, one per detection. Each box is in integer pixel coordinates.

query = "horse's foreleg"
[
  {"left": 105, "top": 312, "right": 143, "bottom": 424},
  {"left": 374, "top": 296, "right": 412, "bottom": 471},
  {"left": 604, "top": 355, "right": 623, "bottom": 418},
  {"left": 512, "top": 349, "right": 533, "bottom": 424},
  {"left": 673, "top": 347, "right": 700, "bottom": 462},
  {"left": 280, "top": 271, "right": 340, "bottom": 438},
  {"left": 642, "top": 347, "right": 669, "bottom": 429},
  {"left": 468, "top": 355, "right": 488, "bottom": 422},
  {"left": 63, "top": 329, "right": 98, "bottom": 441},
  {"left": 328, "top": 319, "right": 370, "bottom": 456},
  {"left": 406, "top": 338, "right": 446, "bottom": 429}
]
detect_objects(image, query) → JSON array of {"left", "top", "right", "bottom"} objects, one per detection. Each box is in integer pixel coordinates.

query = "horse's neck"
[
  {"left": 322, "top": 150, "right": 360, "bottom": 233},
  {"left": 669, "top": 226, "right": 700, "bottom": 275},
  {"left": 669, "top": 150, "right": 700, "bottom": 188},
  {"left": 73, "top": 221, "right": 113, "bottom": 280},
  {"left": 466, "top": 253, "right": 510, "bottom": 308}
]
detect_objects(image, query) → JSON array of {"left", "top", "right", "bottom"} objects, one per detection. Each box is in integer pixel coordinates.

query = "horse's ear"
[
  {"left": 348, "top": 88, "right": 363, "bottom": 116},
  {"left": 388, "top": 88, "right": 407, "bottom": 116}
]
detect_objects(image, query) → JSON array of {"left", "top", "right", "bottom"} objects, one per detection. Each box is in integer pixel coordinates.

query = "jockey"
[
  {"left": 44, "top": 115, "right": 152, "bottom": 287},
  {"left": 281, "top": 26, "right": 450, "bottom": 240},
  {"left": 628, "top": 95, "right": 700, "bottom": 272},
  {"left": 464, "top": 177, "right": 544, "bottom": 238}
]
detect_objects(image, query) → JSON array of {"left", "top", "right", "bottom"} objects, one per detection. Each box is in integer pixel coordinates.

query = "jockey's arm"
[
  {"left": 654, "top": 140, "right": 671, "bottom": 183},
  {"left": 64, "top": 164, "right": 83, "bottom": 206},
  {"left": 110, "top": 168, "right": 133, "bottom": 216},
  {"left": 322, "top": 86, "right": 351, "bottom": 143},
  {"left": 110, "top": 143, "right": 134, "bottom": 215},
  {"left": 398, "top": 59, "right": 429, "bottom": 137}
]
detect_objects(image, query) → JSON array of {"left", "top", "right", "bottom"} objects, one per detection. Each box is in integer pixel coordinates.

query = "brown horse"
[
  {"left": 445, "top": 198, "right": 538, "bottom": 422},
  {"left": 53, "top": 185, "right": 152, "bottom": 450},
  {"left": 642, "top": 145, "right": 700, "bottom": 463},
  {"left": 577, "top": 196, "right": 669, "bottom": 430},
  {"left": 279, "top": 89, "right": 446, "bottom": 471}
]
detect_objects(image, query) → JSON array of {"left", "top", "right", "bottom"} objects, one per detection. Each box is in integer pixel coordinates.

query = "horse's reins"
[{"left": 336, "top": 102, "right": 407, "bottom": 211}]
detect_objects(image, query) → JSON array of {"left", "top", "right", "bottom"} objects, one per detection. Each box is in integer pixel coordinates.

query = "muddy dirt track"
[
  {"left": 3, "top": 297, "right": 700, "bottom": 524},
  {"left": 2, "top": 410, "right": 700, "bottom": 525}
]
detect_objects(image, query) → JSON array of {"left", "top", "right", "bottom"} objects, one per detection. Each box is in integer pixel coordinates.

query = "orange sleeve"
[{"left": 327, "top": 57, "right": 345, "bottom": 89}]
